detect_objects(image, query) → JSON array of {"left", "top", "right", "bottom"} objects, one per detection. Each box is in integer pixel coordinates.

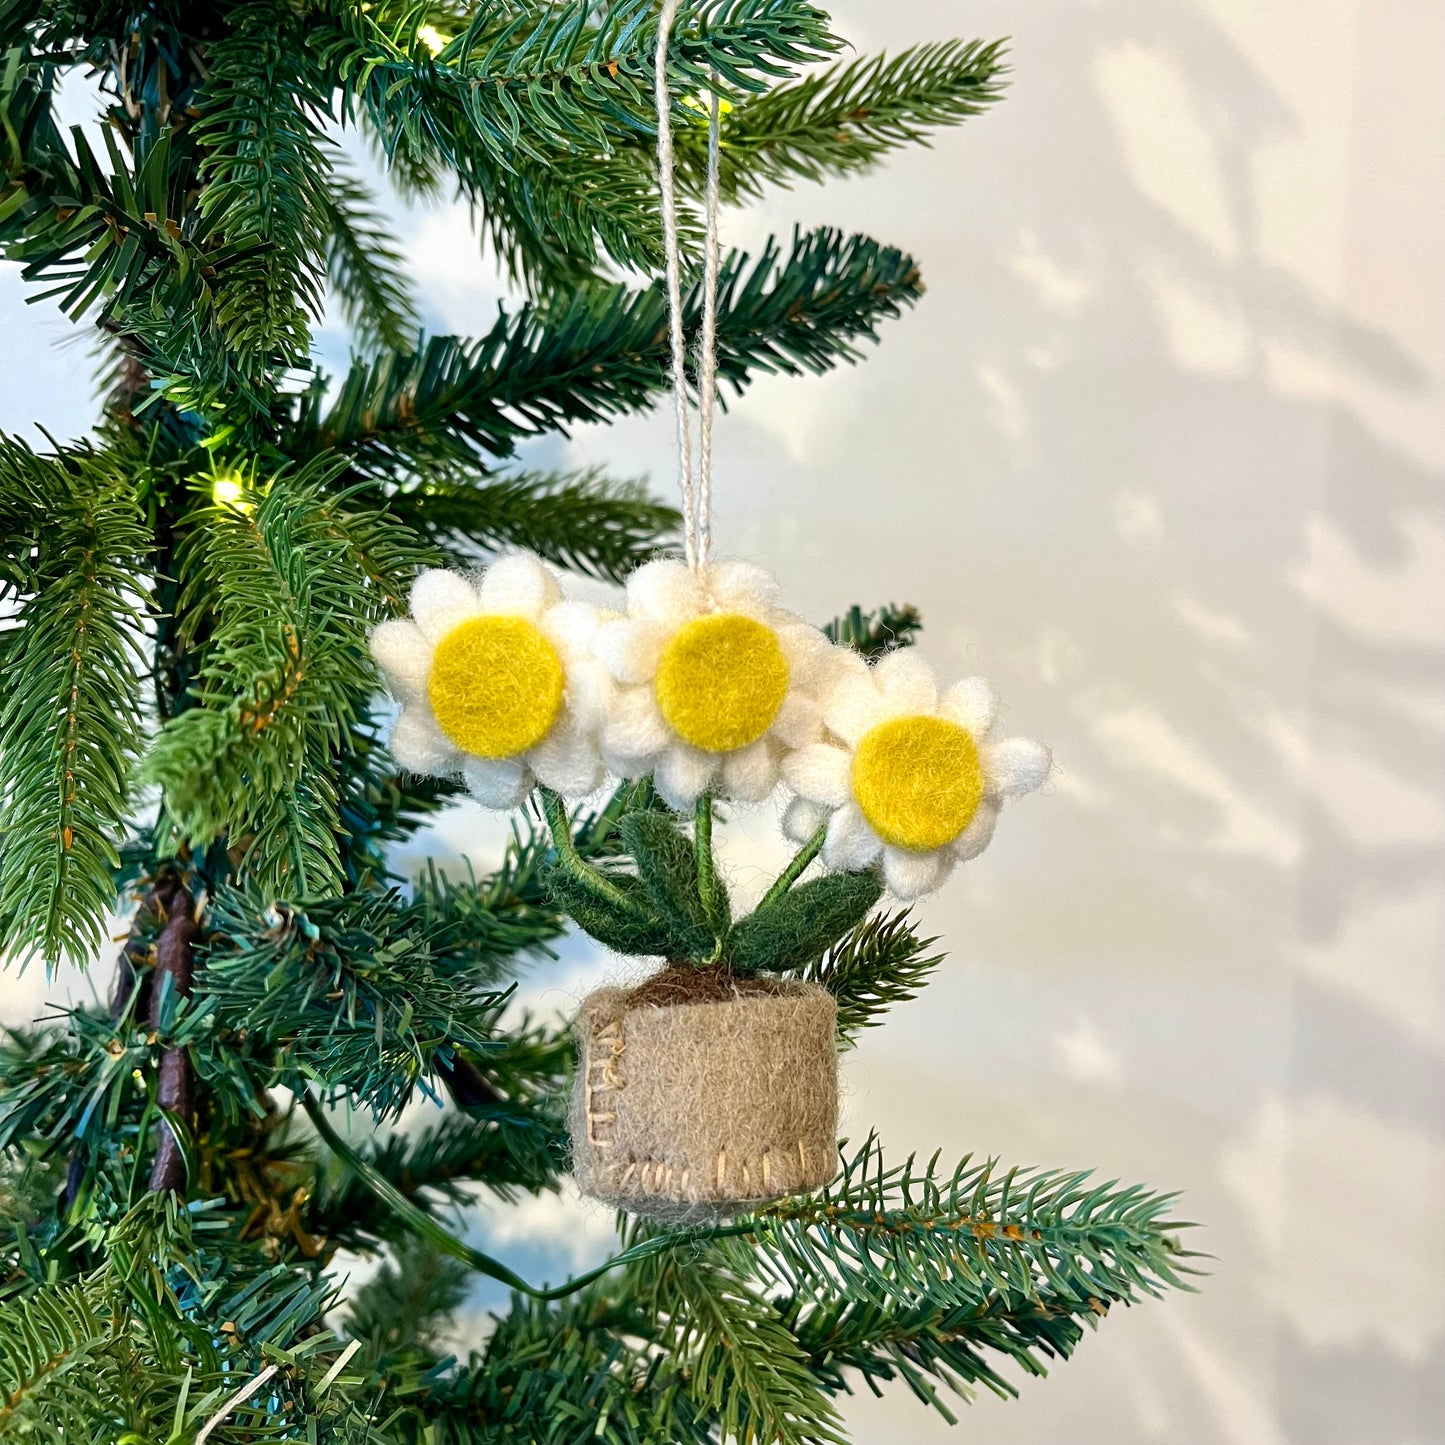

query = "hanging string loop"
[{"left": 654, "top": 0, "right": 723, "bottom": 572}]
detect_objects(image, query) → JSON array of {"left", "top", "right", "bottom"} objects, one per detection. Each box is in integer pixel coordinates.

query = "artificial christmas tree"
[{"left": 0, "top": 3, "right": 1193, "bottom": 1440}]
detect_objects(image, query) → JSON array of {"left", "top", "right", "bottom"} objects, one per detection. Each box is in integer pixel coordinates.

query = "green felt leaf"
[
  {"left": 541, "top": 863, "right": 678, "bottom": 959},
  {"left": 727, "top": 871, "right": 884, "bottom": 976},
  {"left": 618, "top": 811, "right": 717, "bottom": 961}
]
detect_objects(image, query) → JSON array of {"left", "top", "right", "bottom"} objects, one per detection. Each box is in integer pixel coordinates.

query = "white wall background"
[{"left": 4, "top": 2, "right": 1445, "bottom": 1441}]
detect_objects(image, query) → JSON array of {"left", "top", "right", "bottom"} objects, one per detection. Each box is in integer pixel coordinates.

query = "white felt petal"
[
  {"left": 528, "top": 725, "right": 604, "bottom": 798},
  {"left": 782, "top": 796, "right": 829, "bottom": 844},
  {"left": 823, "top": 802, "right": 883, "bottom": 871},
  {"left": 985, "top": 738, "right": 1052, "bottom": 798},
  {"left": 597, "top": 617, "right": 669, "bottom": 684},
  {"left": 721, "top": 739, "right": 779, "bottom": 802},
  {"left": 563, "top": 665, "right": 616, "bottom": 734},
  {"left": 706, "top": 558, "right": 780, "bottom": 615},
  {"left": 389, "top": 708, "right": 462, "bottom": 775},
  {"left": 409, "top": 568, "right": 480, "bottom": 641},
  {"left": 822, "top": 672, "right": 888, "bottom": 747},
  {"left": 477, "top": 552, "right": 560, "bottom": 618},
  {"left": 776, "top": 622, "right": 833, "bottom": 689},
  {"left": 771, "top": 691, "right": 822, "bottom": 748},
  {"left": 872, "top": 649, "right": 939, "bottom": 716},
  {"left": 940, "top": 676, "right": 999, "bottom": 737},
  {"left": 627, "top": 558, "right": 702, "bottom": 622},
  {"left": 781, "top": 742, "right": 852, "bottom": 807},
  {"left": 950, "top": 800, "right": 1000, "bottom": 861},
  {"left": 653, "top": 745, "right": 719, "bottom": 809},
  {"left": 463, "top": 755, "right": 531, "bottom": 809},
  {"left": 882, "top": 847, "right": 951, "bottom": 900},
  {"left": 540, "top": 601, "right": 606, "bottom": 658},
  {"left": 369, "top": 619, "right": 432, "bottom": 702},
  {"left": 600, "top": 688, "right": 670, "bottom": 768}
]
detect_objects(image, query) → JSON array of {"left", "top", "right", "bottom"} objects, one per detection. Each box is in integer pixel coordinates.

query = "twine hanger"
[{"left": 654, "top": 0, "right": 723, "bottom": 573}]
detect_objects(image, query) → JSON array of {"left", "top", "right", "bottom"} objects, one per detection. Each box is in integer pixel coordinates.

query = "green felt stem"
[
  {"left": 694, "top": 793, "right": 725, "bottom": 962},
  {"left": 537, "top": 784, "right": 656, "bottom": 927},
  {"left": 757, "top": 825, "right": 827, "bottom": 912},
  {"left": 303, "top": 1092, "right": 744, "bottom": 1299}
]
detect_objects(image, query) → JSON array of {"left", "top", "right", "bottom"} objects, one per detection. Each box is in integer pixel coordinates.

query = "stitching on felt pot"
[
  {"left": 597, "top": 1143, "right": 811, "bottom": 1200},
  {"left": 585, "top": 1015, "right": 627, "bottom": 1148}
]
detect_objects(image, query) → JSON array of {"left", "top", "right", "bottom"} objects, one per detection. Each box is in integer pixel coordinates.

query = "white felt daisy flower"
[
  {"left": 781, "top": 649, "right": 1051, "bottom": 899},
  {"left": 369, "top": 554, "right": 612, "bottom": 808},
  {"left": 597, "top": 557, "right": 830, "bottom": 809}
]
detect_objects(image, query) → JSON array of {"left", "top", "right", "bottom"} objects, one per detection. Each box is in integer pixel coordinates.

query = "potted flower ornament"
[{"left": 371, "top": 552, "right": 1050, "bottom": 1220}]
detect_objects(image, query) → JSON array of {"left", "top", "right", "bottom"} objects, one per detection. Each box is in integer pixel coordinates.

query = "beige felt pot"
[{"left": 569, "top": 977, "right": 838, "bottom": 1221}]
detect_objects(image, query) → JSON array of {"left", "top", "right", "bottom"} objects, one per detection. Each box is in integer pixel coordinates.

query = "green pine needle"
[{"left": 0, "top": 438, "right": 148, "bottom": 967}]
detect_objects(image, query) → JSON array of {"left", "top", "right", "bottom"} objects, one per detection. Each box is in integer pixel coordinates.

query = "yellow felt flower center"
[
  {"left": 852, "top": 715, "right": 985, "bottom": 852},
  {"left": 427, "top": 615, "right": 565, "bottom": 758},
  {"left": 653, "top": 613, "right": 789, "bottom": 754}
]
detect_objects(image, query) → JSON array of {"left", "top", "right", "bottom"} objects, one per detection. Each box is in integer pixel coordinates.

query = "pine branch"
[
  {"left": 336, "top": 712, "right": 461, "bottom": 890},
  {"left": 1, "top": 1197, "right": 363, "bottom": 1442},
  {"left": 309, "top": 1097, "right": 566, "bottom": 1252},
  {"left": 322, "top": 0, "right": 840, "bottom": 171},
  {"left": 390, "top": 1289, "right": 713, "bottom": 1445},
  {"left": 140, "top": 466, "right": 423, "bottom": 898},
  {"left": 645, "top": 1246, "right": 848, "bottom": 1445},
  {"left": 673, "top": 39, "right": 1010, "bottom": 202},
  {"left": 0, "top": 1013, "right": 142, "bottom": 1163},
  {"left": 471, "top": 141, "right": 690, "bottom": 286},
  {"left": 195, "top": 886, "right": 515, "bottom": 1121},
  {"left": 288, "top": 228, "right": 924, "bottom": 473},
  {"left": 0, "top": 438, "right": 148, "bottom": 966},
  {"left": 823, "top": 601, "right": 923, "bottom": 660},
  {"left": 0, "top": 1283, "right": 113, "bottom": 1442},
  {"left": 321, "top": 159, "right": 422, "bottom": 353},
  {"left": 736, "top": 1138, "right": 1197, "bottom": 1314},
  {"left": 385, "top": 467, "right": 678, "bottom": 582},
  {"left": 787, "top": 1289, "right": 1104, "bottom": 1421},
  {"left": 345, "top": 1237, "right": 471, "bottom": 1362},
  {"left": 806, "top": 909, "right": 944, "bottom": 1045},
  {"left": 0, "top": 60, "right": 208, "bottom": 342},
  {"left": 193, "top": 0, "right": 333, "bottom": 385}
]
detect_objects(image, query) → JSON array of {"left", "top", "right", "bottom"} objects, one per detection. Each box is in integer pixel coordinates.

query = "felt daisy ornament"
[
  {"left": 782, "top": 649, "right": 1051, "bottom": 899},
  {"left": 370, "top": 553, "right": 612, "bottom": 808},
  {"left": 597, "top": 557, "right": 830, "bottom": 809}
]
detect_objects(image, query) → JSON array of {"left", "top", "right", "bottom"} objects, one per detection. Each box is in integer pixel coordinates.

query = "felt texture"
[
  {"left": 598, "top": 616, "right": 669, "bottom": 684},
  {"left": 653, "top": 743, "right": 719, "bottom": 810},
  {"left": 851, "top": 715, "right": 984, "bottom": 852},
  {"left": 601, "top": 689, "right": 672, "bottom": 768},
  {"left": 543, "top": 864, "right": 679, "bottom": 958},
  {"left": 823, "top": 803, "right": 886, "bottom": 871},
  {"left": 462, "top": 755, "right": 529, "bottom": 809},
  {"left": 369, "top": 618, "right": 431, "bottom": 701},
  {"left": 727, "top": 870, "right": 883, "bottom": 976},
  {"left": 388, "top": 708, "right": 458, "bottom": 775},
  {"left": 619, "top": 811, "right": 721, "bottom": 958},
  {"left": 409, "top": 568, "right": 479, "bottom": 642},
  {"left": 627, "top": 557, "right": 702, "bottom": 622},
  {"left": 719, "top": 737, "right": 779, "bottom": 802},
  {"left": 477, "top": 550, "right": 561, "bottom": 616},
  {"left": 940, "top": 675, "right": 999, "bottom": 736},
  {"left": 881, "top": 848, "right": 951, "bottom": 898},
  {"left": 427, "top": 615, "right": 564, "bottom": 758},
  {"left": 653, "top": 613, "right": 789, "bottom": 753},
  {"left": 953, "top": 799, "right": 1000, "bottom": 860},
  {"left": 528, "top": 722, "right": 605, "bottom": 797},
  {"left": 570, "top": 979, "right": 838, "bottom": 1220},
  {"left": 782, "top": 741, "right": 852, "bottom": 807},
  {"left": 985, "top": 737, "right": 1054, "bottom": 797},
  {"left": 871, "top": 647, "right": 939, "bottom": 713}
]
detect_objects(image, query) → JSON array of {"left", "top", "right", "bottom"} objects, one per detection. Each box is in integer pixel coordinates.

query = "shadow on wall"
[{"left": 689, "top": 2, "right": 1445, "bottom": 1443}]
